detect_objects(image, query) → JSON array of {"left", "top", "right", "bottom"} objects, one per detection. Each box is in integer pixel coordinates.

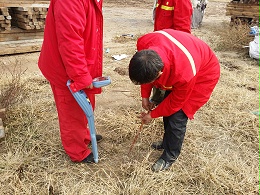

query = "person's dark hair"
[{"left": 128, "top": 49, "right": 163, "bottom": 85}]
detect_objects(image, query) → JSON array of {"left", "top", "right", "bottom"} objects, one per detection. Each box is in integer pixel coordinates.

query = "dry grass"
[
  {"left": 0, "top": 4, "right": 259, "bottom": 195},
  {"left": 0, "top": 60, "right": 28, "bottom": 108},
  {"left": 213, "top": 22, "right": 254, "bottom": 53}
]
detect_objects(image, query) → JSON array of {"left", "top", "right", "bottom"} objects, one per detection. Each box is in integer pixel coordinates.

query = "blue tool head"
[{"left": 92, "top": 76, "right": 111, "bottom": 88}]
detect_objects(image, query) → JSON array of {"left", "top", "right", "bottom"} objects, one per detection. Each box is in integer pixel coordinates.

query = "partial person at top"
[
  {"left": 191, "top": 0, "right": 208, "bottom": 29},
  {"left": 153, "top": 0, "right": 193, "bottom": 33}
]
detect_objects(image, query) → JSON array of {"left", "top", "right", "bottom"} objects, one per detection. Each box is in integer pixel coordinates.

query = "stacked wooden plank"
[
  {"left": 0, "top": 2, "right": 49, "bottom": 55},
  {"left": 0, "top": 27, "right": 44, "bottom": 42},
  {"left": 10, "top": 7, "right": 47, "bottom": 30},
  {"left": 0, "top": 7, "right": 11, "bottom": 31},
  {"left": 0, "top": 38, "right": 43, "bottom": 55},
  {"left": 226, "top": 0, "right": 259, "bottom": 25},
  {"left": 0, "top": 0, "right": 50, "bottom": 7}
]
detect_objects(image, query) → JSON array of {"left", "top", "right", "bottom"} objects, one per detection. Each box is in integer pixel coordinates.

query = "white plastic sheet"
[{"left": 249, "top": 35, "right": 259, "bottom": 60}]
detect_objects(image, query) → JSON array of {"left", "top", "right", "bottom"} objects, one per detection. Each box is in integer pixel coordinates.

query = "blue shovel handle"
[
  {"left": 67, "top": 80, "right": 98, "bottom": 163},
  {"left": 66, "top": 77, "right": 111, "bottom": 163}
]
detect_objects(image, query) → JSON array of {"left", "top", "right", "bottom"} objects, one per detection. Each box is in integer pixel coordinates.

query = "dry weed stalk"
[
  {"left": 128, "top": 121, "right": 144, "bottom": 154},
  {"left": 214, "top": 22, "right": 253, "bottom": 52},
  {"left": 0, "top": 60, "right": 27, "bottom": 108}
]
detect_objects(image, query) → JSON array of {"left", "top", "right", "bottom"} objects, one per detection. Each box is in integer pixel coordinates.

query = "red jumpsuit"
[
  {"left": 138, "top": 29, "right": 220, "bottom": 119},
  {"left": 154, "top": 0, "right": 193, "bottom": 33},
  {"left": 38, "top": 0, "right": 103, "bottom": 162}
]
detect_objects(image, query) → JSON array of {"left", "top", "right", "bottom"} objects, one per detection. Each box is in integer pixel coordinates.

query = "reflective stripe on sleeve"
[
  {"left": 161, "top": 5, "right": 174, "bottom": 10},
  {"left": 156, "top": 3, "right": 174, "bottom": 10}
]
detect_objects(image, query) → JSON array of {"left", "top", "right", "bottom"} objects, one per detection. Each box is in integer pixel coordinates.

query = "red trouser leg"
[{"left": 50, "top": 84, "right": 95, "bottom": 162}]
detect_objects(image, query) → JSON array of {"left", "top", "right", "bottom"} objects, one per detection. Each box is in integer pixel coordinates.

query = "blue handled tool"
[{"left": 67, "top": 76, "right": 111, "bottom": 163}]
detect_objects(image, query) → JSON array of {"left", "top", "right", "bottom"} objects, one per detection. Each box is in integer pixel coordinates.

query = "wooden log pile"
[
  {"left": 0, "top": 7, "right": 11, "bottom": 31},
  {"left": 10, "top": 7, "right": 47, "bottom": 30},
  {"left": 226, "top": 0, "right": 259, "bottom": 25},
  {"left": 0, "top": 1, "right": 50, "bottom": 7},
  {"left": 0, "top": 4, "right": 49, "bottom": 55}
]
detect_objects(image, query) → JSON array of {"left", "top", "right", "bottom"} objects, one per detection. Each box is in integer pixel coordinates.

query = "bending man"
[{"left": 128, "top": 29, "right": 220, "bottom": 172}]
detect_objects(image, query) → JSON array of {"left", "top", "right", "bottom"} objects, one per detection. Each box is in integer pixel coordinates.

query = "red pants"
[{"left": 51, "top": 84, "right": 95, "bottom": 162}]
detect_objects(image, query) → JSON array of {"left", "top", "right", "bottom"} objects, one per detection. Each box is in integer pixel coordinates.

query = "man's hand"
[
  {"left": 86, "top": 83, "right": 93, "bottom": 89},
  {"left": 142, "top": 98, "right": 156, "bottom": 111},
  {"left": 140, "top": 111, "right": 152, "bottom": 124}
]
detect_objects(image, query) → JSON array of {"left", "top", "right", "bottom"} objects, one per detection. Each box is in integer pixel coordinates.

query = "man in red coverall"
[
  {"left": 153, "top": 0, "right": 193, "bottom": 33},
  {"left": 152, "top": 0, "right": 193, "bottom": 150},
  {"left": 38, "top": 0, "right": 103, "bottom": 163},
  {"left": 128, "top": 29, "right": 220, "bottom": 172}
]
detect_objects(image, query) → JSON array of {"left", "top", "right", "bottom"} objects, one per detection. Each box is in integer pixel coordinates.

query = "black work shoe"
[
  {"left": 151, "top": 141, "right": 164, "bottom": 150},
  {"left": 151, "top": 158, "right": 173, "bottom": 172},
  {"left": 82, "top": 152, "right": 94, "bottom": 163},
  {"left": 96, "top": 134, "right": 103, "bottom": 143}
]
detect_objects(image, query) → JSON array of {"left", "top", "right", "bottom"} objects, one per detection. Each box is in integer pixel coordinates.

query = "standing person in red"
[
  {"left": 38, "top": 0, "right": 103, "bottom": 163},
  {"left": 128, "top": 29, "right": 220, "bottom": 172},
  {"left": 153, "top": 0, "right": 193, "bottom": 33}
]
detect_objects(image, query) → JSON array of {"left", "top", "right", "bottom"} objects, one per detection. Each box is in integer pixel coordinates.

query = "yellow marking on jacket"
[{"left": 156, "top": 3, "right": 174, "bottom": 11}]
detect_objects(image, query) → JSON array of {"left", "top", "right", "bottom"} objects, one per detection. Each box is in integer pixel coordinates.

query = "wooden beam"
[
  {"left": 226, "top": 3, "right": 259, "bottom": 18},
  {"left": 0, "top": 38, "right": 43, "bottom": 55},
  {"left": 0, "top": 27, "right": 44, "bottom": 42}
]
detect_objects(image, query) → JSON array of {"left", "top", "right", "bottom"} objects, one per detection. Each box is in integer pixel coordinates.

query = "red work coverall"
[
  {"left": 154, "top": 0, "right": 193, "bottom": 33},
  {"left": 138, "top": 29, "right": 220, "bottom": 119},
  {"left": 38, "top": 0, "right": 103, "bottom": 161}
]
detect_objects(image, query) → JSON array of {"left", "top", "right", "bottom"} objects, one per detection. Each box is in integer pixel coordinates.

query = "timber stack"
[
  {"left": 226, "top": 0, "right": 259, "bottom": 25},
  {"left": 0, "top": 7, "right": 11, "bottom": 31},
  {"left": 9, "top": 7, "right": 48, "bottom": 30},
  {"left": 0, "top": 0, "right": 49, "bottom": 55}
]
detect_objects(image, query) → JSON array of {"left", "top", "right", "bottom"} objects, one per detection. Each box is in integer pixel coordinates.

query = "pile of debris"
[{"left": 226, "top": 0, "right": 259, "bottom": 25}]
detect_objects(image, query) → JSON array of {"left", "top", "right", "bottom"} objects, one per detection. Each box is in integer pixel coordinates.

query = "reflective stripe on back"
[{"left": 155, "top": 31, "right": 196, "bottom": 76}]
